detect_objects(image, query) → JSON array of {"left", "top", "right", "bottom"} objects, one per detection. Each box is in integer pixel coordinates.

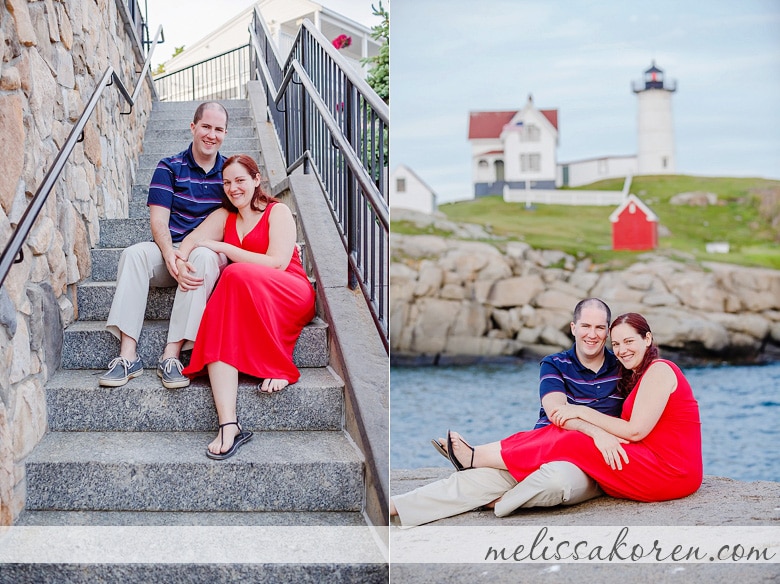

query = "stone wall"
[
  {"left": 0, "top": 0, "right": 153, "bottom": 524},
  {"left": 391, "top": 234, "right": 780, "bottom": 364}
]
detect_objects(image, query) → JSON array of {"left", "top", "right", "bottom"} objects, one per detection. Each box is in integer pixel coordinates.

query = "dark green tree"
[{"left": 363, "top": 2, "right": 388, "bottom": 103}]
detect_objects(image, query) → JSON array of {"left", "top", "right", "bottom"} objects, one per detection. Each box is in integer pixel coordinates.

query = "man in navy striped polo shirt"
[
  {"left": 535, "top": 299, "right": 623, "bottom": 429},
  {"left": 101, "top": 102, "right": 230, "bottom": 389},
  {"left": 391, "top": 298, "right": 625, "bottom": 526}
]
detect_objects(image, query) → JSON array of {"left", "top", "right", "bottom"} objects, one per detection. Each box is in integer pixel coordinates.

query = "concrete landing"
[{"left": 390, "top": 468, "right": 780, "bottom": 583}]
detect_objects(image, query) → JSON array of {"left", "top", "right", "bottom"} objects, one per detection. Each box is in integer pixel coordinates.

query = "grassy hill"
[{"left": 394, "top": 175, "right": 780, "bottom": 270}]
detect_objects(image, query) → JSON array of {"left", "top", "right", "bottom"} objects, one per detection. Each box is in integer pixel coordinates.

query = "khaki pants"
[
  {"left": 106, "top": 241, "right": 227, "bottom": 351},
  {"left": 392, "top": 461, "right": 602, "bottom": 527}
]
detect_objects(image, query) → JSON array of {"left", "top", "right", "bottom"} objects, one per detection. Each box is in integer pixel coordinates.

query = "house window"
[
  {"left": 662, "top": 156, "right": 668, "bottom": 169},
  {"left": 396, "top": 178, "right": 406, "bottom": 192},
  {"left": 477, "top": 159, "right": 490, "bottom": 181},
  {"left": 520, "top": 153, "right": 541, "bottom": 172},
  {"left": 525, "top": 124, "right": 540, "bottom": 142}
]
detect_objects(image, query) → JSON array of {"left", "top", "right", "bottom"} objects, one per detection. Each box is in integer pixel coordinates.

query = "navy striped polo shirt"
[
  {"left": 534, "top": 345, "right": 623, "bottom": 428},
  {"left": 147, "top": 145, "right": 226, "bottom": 242}
]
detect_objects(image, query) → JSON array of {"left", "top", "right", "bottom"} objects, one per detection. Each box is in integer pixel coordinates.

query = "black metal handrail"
[
  {"left": 249, "top": 8, "right": 389, "bottom": 349},
  {"left": 0, "top": 26, "right": 164, "bottom": 291},
  {"left": 154, "top": 44, "right": 251, "bottom": 102}
]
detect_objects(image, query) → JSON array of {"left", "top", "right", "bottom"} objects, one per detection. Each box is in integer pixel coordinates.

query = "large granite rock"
[{"left": 391, "top": 234, "right": 780, "bottom": 363}]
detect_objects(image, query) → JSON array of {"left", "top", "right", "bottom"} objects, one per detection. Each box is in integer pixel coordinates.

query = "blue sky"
[{"left": 391, "top": 0, "right": 780, "bottom": 203}]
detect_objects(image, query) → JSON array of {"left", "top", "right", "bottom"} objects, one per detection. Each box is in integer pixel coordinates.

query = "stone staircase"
[{"left": 12, "top": 100, "right": 386, "bottom": 580}]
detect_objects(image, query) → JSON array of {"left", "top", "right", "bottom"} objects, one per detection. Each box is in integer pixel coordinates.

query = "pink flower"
[{"left": 332, "top": 34, "right": 352, "bottom": 49}]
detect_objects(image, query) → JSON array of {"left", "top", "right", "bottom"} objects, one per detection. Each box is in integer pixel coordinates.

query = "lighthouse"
[{"left": 633, "top": 61, "right": 677, "bottom": 175}]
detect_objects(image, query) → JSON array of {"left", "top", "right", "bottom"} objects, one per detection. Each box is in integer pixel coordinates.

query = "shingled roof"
[{"left": 468, "top": 109, "right": 558, "bottom": 139}]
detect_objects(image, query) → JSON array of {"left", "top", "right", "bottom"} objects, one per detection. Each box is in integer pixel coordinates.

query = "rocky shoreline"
[{"left": 390, "top": 228, "right": 780, "bottom": 366}]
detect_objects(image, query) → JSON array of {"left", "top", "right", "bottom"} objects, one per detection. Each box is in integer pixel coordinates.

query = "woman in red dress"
[
  {"left": 178, "top": 154, "right": 315, "bottom": 460},
  {"left": 442, "top": 313, "right": 702, "bottom": 502}
]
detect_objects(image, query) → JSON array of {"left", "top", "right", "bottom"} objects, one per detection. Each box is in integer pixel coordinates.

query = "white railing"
[{"left": 503, "top": 175, "right": 632, "bottom": 206}]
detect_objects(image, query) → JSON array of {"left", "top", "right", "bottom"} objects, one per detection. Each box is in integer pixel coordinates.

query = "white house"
[
  {"left": 158, "top": 0, "right": 380, "bottom": 78},
  {"left": 468, "top": 95, "right": 559, "bottom": 198},
  {"left": 472, "top": 63, "right": 678, "bottom": 192},
  {"left": 390, "top": 165, "right": 437, "bottom": 215}
]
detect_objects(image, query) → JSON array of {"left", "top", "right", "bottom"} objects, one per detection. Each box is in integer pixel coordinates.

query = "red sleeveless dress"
[
  {"left": 500, "top": 359, "right": 703, "bottom": 502},
  {"left": 183, "top": 203, "right": 316, "bottom": 383}
]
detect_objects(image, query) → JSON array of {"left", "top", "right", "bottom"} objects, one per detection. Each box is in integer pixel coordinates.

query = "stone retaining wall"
[
  {"left": 0, "top": 0, "right": 153, "bottom": 525},
  {"left": 391, "top": 234, "right": 780, "bottom": 363}
]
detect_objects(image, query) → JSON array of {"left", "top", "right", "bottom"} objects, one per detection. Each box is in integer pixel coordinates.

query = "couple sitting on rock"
[
  {"left": 390, "top": 298, "right": 703, "bottom": 526},
  {"left": 97, "top": 102, "right": 315, "bottom": 461}
]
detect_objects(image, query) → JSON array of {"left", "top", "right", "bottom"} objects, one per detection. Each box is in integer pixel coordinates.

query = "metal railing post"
[
  {"left": 300, "top": 34, "right": 310, "bottom": 175},
  {"left": 345, "top": 79, "right": 358, "bottom": 290}
]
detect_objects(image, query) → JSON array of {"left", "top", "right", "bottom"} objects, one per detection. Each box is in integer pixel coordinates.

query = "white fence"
[{"left": 503, "top": 176, "right": 632, "bottom": 206}]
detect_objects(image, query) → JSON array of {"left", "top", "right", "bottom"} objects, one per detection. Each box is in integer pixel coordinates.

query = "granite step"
[
  {"left": 24, "top": 430, "right": 363, "bottom": 512},
  {"left": 128, "top": 198, "right": 148, "bottom": 218},
  {"left": 145, "top": 111, "right": 253, "bottom": 124},
  {"left": 16, "top": 509, "right": 367, "bottom": 526},
  {"left": 62, "top": 318, "right": 329, "bottom": 370},
  {"left": 0, "top": 563, "right": 387, "bottom": 583},
  {"left": 99, "top": 218, "right": 151, "bottom": 247},
  {"left": 76, "top": 280, "right": 175, "bottom": 320},
  {"left": 150, "top": 101, "right": 250, "bottom": 115},
  {"left": 45, "top": 367, "right": 343, "bottom": 432},
  {"left": 9, "top": 509, "right": 386, "bottom": 582},
  {"left": 90, "top": 247, "right": 123, "bottom": 281}
]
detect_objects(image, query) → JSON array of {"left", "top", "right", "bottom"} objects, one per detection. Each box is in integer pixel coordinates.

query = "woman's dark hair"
[
  {"left": 610, "top": 312, "right": 659, "bottom": 396},
  {"left": 221, "top": 154, "right": 279, "bottom": 212}
]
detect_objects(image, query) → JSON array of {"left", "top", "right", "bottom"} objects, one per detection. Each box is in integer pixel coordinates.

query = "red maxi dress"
[
  {"left": 183, "top": 202, "right": 316, "bottom": 384},
  {"left": 500, "top": 359, "right": 702, "bottom": 502}
]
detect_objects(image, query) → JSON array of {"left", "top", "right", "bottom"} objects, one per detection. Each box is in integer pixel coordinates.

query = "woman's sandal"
[
  {"left": 257, "top": 379, "right": 290, "bottom": 393},
  {"left": 431, "top": 438, "right": 449, "bottom": 460},
  {"left": 446, "top": 430, "right": 475, "bottom": 471},
  {"left": 206, "top": 421, "right": 254, "bottom": 460}
]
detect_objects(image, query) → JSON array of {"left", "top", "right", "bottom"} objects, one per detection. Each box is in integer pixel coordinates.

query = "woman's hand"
[
  {"left": 175, "top": 257, "right": 204, "bottom": 291},
  {"left": 592, "top": 431, "right": 630, "bottom": 470},
  {"left": 549, "top": 404, "right": 582, "bottom": 427},
  {"left": 196, "top": 239, "right": 225, "bottom": 254}
]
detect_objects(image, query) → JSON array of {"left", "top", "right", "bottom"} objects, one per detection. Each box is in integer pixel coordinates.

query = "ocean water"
[{"left": 390, "top": 361, "right": 780, "bottom": 482}]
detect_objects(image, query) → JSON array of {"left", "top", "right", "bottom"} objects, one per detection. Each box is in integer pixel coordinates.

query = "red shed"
[{"left": 609, "top": 194, "right": 658, "bottom": 251}]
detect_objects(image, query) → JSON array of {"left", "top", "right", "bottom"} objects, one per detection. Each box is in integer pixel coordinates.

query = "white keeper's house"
[
  {"left": 468, "top": 95, "right": 559, "bottom": 198},
  {"left": 468, "top": 62, "right": 677, "bottom": 196}
]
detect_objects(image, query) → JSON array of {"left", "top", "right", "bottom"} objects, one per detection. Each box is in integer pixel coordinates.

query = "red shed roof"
[{"left": 468, "top": 109, "right": 558, "bottom": 139}]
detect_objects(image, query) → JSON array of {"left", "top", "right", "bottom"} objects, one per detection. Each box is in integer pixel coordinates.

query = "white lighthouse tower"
[{"left": 633, "top": 61, "right": 677, "bottom": 175}]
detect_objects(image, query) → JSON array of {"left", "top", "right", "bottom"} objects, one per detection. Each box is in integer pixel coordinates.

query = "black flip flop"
[
  {"left": 431, "top": 438, "right": 449, "bottom": 460},
  {"left": 446, "top": 430, "right": 475, "bottom": 471},
  {"left": 206, "top": 422, "right": 254, "bottom": 460}
]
